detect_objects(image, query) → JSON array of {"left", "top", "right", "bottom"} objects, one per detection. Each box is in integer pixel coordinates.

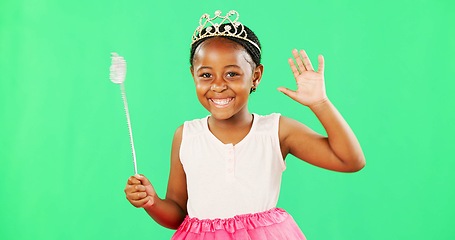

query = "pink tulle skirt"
[{"left": 171, "top": 208, "right": 306, "bottom": 240}]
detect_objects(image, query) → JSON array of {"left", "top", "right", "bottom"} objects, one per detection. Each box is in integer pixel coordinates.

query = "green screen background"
[{"left": 1, "top": 0, "right": 454, "bottom": 239}]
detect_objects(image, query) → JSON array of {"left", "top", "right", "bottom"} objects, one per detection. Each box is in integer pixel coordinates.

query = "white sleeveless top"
[{"left": 179, "top": 113, "right": 286, "bottom": 219}]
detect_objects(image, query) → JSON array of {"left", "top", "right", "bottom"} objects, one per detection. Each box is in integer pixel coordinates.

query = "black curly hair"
[{"left": 190, "top": 23, "right": 262, "bottom": 68}]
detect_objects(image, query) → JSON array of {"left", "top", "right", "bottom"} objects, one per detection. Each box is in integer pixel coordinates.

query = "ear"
[{"left": 252, "top": 64, "right": 264, "bottom": 88}]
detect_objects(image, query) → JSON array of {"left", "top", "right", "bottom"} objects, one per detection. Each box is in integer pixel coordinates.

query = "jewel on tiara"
[{"left": 191, "top": 10, "right": 261, "bottom": 52}]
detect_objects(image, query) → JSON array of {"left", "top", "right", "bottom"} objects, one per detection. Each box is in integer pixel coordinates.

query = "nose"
[
  {"left": 210, "top": 77, "right": 227, "bottom": 92},
  {"left": 210, "top": 84, "right": 227, "bottom": 92}
]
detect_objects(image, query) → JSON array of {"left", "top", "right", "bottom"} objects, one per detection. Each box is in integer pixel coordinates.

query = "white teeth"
[{"left": 211, "top": 98, "right": 232, "bottom": 106}]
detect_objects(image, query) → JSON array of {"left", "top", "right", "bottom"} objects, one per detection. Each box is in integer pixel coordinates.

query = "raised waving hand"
[{"left": 278, "top": 49, "right": 328, "bottom": 107}]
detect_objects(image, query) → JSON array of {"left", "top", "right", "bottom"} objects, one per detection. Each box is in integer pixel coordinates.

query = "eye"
[
  {"left": 199, "top": 73, "right": 212, "bottom": 79},
  {"left": 226, "top": 72, "right": 239, "bottom": 78}
]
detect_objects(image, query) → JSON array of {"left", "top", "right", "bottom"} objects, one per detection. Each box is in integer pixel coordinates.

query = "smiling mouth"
[{"left": 210, "top": 98, "right": 234, "bottom": 108}]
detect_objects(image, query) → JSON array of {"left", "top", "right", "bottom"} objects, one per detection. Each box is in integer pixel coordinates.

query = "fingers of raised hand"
[
  {"left": 291, "top": 49, "right": 315, "bottom": 72},
  {"left": 277, "top": 87, "right": 298, "bottom": 101},
  {"left": 288, "top": 58, "right": 300, "bottom": 79},
  {"left": 292, "top": 49, "right": 307, "bottom": 73},
  {"left": 317, "top": 54, "right": 325, "bottom": 74},
  {"left": 300, "top": 50, "right": 314, "bottom": 71}
]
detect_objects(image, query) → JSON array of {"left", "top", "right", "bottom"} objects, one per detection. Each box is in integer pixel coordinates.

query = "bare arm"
[
  {"left": 124, "top": 126, "right": 188, "bottom": 229},
  {"left": 278, "top": 49, "right": 365, "bottom": 172}
]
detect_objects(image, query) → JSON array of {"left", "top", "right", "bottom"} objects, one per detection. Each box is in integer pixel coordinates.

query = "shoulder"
[
  {"left": 254, "top": 113, "right": 281, "bottom": 126},
  {"left": 172, "top": 124, "right": 184, "bottom": 146},
  {"left": 181, "top": 116, "right": 208, "bottom": 136},
  {"left": 252, "top": 113, "right": 281, "bottom": 133},
  {"left": 278, "top": 115, "right": 316, "bottom": 144},
  {"left": 254, "top": 112, "right": 281, "bottom": 120},
  {"left": 174, "top": 124, "right": 184, "bottom": 137},
  {"left": 184, "top": 116, "right": 207, "bottom": 124},
  {"left": 278, "top": 115, "right": 299, "bottom": 130}
]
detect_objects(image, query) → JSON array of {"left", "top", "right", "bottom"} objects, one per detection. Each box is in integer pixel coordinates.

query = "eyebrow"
[
  {"left": 197, "top": 65, "right": 241, "bottom": 71},
  {"left": 197, "top": 66, "right": 212, "bottom": 71},
  {"left": 225, "top": 65, "right": 241, "bottom": 69}
]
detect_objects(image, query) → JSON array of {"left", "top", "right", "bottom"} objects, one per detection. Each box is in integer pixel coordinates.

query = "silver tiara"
[{"left": 191, "top": 10, "right": 261, "bottom": 52}]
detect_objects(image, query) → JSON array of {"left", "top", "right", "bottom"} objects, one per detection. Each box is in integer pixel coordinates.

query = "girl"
[{"left": 124, "top": 10, "right": 365, "bottom": 239}]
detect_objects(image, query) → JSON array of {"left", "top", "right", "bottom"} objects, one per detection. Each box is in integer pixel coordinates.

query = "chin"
[
  {"left": 208, "top": 109, "right": 237, "bottom": 120},
  {"left": 210, "top": 112, "right": 233, "bottom": 120}
]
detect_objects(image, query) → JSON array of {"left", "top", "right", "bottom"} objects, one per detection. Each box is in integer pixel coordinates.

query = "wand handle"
[{"left": 120, "top": 83, "right": 138, "bottom": 175}]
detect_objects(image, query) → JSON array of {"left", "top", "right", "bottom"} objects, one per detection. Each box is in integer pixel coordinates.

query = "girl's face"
[{"left": 191, "top": 37, "right": 263, "bottom": 121}]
